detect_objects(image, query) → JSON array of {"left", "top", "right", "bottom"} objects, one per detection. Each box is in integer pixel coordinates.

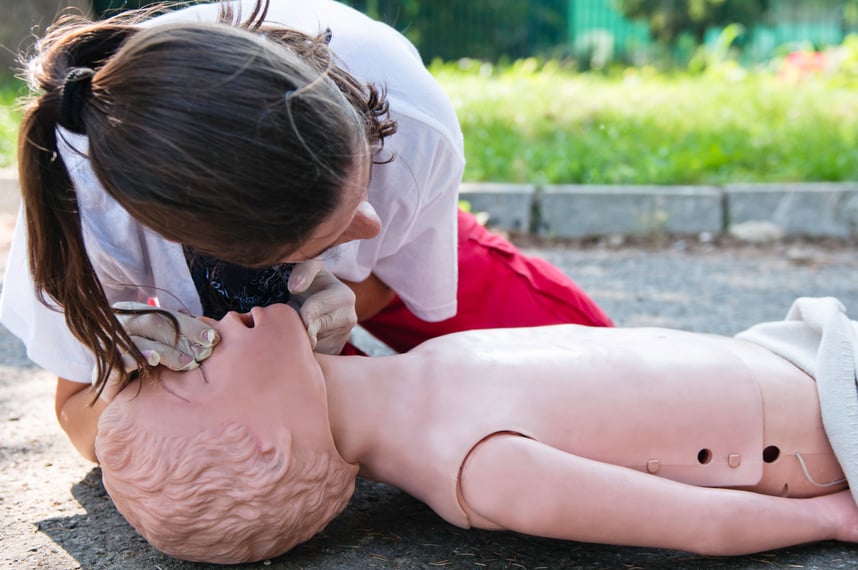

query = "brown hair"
[{"left": 18, "top": 1, "right": 396, "bottom": 395}]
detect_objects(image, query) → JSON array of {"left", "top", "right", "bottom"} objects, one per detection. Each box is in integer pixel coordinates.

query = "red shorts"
[{"left": 351, "top": 209, "right": 613, "bottom": 354}]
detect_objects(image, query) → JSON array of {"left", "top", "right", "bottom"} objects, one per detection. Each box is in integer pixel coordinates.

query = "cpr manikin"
[{"left": 96, "top": 302, "right": 858, "bottom": 564}]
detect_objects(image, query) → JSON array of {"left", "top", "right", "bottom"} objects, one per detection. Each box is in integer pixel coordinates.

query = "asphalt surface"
[{"left": 2, "top": 224, "right": 858, "bottom": 569}]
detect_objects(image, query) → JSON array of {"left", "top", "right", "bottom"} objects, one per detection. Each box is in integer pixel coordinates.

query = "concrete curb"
[
  {"left": 539, "top": 184, "right": 724, "bottom": 237},
  {"left": 3, "top": 170, "right": 857, "bottom": 239},
  {"left": 461, "top": 181, "right": 858, "bottom": 240},
  {"left": 725, "top": 182, "right": 858, "bottom": 239}
]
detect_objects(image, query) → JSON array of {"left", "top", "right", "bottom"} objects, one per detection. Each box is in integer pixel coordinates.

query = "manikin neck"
[{"left": 315, "top": 353, "right": 422, "bottom": 483}]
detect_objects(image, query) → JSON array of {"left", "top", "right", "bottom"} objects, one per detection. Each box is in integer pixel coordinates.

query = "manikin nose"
[{"left": 339, "top": 201, "right": 381, "bottom": 243}]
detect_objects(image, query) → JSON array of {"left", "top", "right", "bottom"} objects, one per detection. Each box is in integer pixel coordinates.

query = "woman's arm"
[
  {"left": 344, "top": 273, "right": 395, "bottom": 321},
  {"left": 459, "top": 433, "right": 857, "bottom": 556},
  {"left": 55, "top": 377, "right": 107, "bottom": 463}
]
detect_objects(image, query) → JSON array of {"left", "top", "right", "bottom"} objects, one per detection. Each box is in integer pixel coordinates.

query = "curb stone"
[
  {"left": 460, "top": 182, "right": 858, "bottom": 240},
  {"left": 2, "top": 169, "right": 856, "bottom": 239},
  {"left": 538, "top": 184, "right": 723, "bottom": 237},
  {"left": 458, "top": 182, "right": 535, "bottom": 232},
  {"left": 725, "top": 182, "right": 858, "bottom": 239}
]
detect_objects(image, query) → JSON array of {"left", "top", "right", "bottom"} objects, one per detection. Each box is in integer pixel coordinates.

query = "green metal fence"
[
  {"left": 92, "top": 0, "right": 858, "bottom": 65},
  {"left": 342, "top": 0, "right": 858, "bottom": 65},
  {"left": 341, "top": 0, "right": 569, "bottom": 61}
]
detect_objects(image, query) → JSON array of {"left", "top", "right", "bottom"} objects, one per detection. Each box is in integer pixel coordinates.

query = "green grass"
[
  {"left": 0, "top": 78, "right": 25, "bottom": 169},
  {"left": 1, "top": 63, "right": 857, "bottom": 183},
  {"left": 431, "top": 59, "right": 858, "bottom": 184}
]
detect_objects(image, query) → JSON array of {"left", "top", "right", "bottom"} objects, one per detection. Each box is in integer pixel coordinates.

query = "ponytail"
[{"left": 18, "top": 15, "right": 151, "bottom": 399}]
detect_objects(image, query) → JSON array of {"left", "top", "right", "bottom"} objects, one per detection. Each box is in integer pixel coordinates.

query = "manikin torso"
[
  {"left": 96, "top": 303, "right": 858, "bottom": 563},
  {"left": 106, "top": 304, "right": 845, "bottom": 537},
  {"left": 99, "top": 304, "right": 855, "bottom": 561},
  {"left": 320, "top": 325, "right": 844, "bottom": 529}
]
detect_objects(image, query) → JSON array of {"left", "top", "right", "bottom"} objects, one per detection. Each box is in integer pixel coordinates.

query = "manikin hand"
[
  {"left": 288, "top": 259, "right": 357, "bottom": 355},
  {"left": 95, "top": 301, "right": 221, "bottom": 403}
]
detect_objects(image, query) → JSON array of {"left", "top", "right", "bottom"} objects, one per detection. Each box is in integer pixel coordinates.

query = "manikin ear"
[{"left": 260, "top": 425, "right": 293, "bottom": 463}]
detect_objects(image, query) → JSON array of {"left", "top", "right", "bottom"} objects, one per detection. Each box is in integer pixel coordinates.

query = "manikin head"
[{"left": 96, "top": 304, "right": 358, "bottom": 564}]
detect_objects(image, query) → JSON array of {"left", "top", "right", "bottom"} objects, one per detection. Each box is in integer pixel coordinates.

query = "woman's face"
[{"left": 279, "top": 148, "right": 381, "bottom": 263}]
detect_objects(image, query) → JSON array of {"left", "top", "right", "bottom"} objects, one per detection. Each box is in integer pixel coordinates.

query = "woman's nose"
[{"left": 338, "top": 201, "right": 381, "bottom": 244}]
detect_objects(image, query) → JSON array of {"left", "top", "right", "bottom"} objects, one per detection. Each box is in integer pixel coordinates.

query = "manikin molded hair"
[
  {"left": 97, "top": 409, "right": 358, "bottom": 563},
  {"left": 17, "top": 0, "right": 396, "bottom": 395}
]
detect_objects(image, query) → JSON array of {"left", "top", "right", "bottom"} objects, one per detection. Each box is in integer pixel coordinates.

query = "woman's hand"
[
  {"left": 113, "top": 301, "right": 220, "bottom": 367},
  {"left": 97, "top": 301, "right": 221, "bottom": 403},
  {"left": 288, "top": 259, "right": 357, "bottom": 355}
]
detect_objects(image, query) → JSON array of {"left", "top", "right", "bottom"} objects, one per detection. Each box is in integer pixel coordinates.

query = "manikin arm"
[{"left": 459, "top": 434, "right": 858, "bottom": 556}]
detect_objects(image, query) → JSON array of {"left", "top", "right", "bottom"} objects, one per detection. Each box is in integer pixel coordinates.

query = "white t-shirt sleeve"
[
  {"left": 0, "top": 207, "right": 96, "bottom": 382},
  {"left": 327, "top": 113, "right": 462, "bottom": 322}
]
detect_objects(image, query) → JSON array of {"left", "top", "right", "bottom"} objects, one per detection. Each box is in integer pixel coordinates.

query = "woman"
[{"left": 0, "top": 0, "right": 611, "bottom": 461}]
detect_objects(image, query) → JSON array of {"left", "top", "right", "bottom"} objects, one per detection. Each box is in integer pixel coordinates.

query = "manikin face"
[
  {"left": 117, "top": 304, "right": 339, "bottom": 458},
  {"left": 100, "top": 304, "right": 358, "bottom": 563}
]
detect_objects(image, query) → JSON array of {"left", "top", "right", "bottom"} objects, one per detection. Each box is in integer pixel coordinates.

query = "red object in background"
[
  {"left": 358, "top": 209, "right": 614, "bottom": 354},
  {"left": 780, "top": 51, "right": 828, "bottom": 82}
]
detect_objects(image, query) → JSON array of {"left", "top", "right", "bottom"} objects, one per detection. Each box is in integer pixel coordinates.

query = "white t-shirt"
[{"left": 0, "top": 0, "right": 464, "bottom": 382}]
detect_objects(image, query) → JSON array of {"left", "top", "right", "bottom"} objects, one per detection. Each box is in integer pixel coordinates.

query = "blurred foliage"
[
  {"left": 687, "top": 23, "right": 746, "bottom": 74},
  {"left": 2, "top": 8, "right": 858, "bottom": 183},
  {"left": 0, "top": 78, "right": 25, "bottom": 169},
  {"left": 617, "top": 0, "right": 770, "bottom": 46},
  {"left": 430, "top": 47, "right": 858, "bottom": 185},
  {"left": 343, "top": 0, "right": 567, "bottom": 61},
  {"left": 85, "top": 1, "right": 858, "bottom": 69},
  {"left": 832, "top": 33, "right": 858, "bottom": 80},
  {"left": 91, "top": 0, "right": 181, "bottom": 17}
]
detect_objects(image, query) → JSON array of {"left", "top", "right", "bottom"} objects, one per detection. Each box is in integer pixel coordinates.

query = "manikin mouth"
[{"left": 237, "top": 309, "right": 257, "bottom": 328}]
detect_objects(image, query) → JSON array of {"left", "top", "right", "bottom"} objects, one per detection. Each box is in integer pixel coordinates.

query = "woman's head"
[
  {"left": 17, "top": 0, "right": 395, "bottom": 393},
  {"left": 58, "top": 11, "right": 391, "bottom": 266}
]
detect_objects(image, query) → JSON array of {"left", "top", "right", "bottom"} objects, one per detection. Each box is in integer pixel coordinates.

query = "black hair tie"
[{"left": 59, "top": 67, "right": 95, "bottom": 134}]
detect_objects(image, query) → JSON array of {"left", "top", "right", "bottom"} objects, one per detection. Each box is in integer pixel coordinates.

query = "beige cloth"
[{"left": 736, "top": 297, "right": 858, "bottom": 505}]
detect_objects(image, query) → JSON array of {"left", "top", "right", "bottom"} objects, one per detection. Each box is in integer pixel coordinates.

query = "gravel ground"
[{"left": 2, "top": 218, "right": 858, "bottom": 570}]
